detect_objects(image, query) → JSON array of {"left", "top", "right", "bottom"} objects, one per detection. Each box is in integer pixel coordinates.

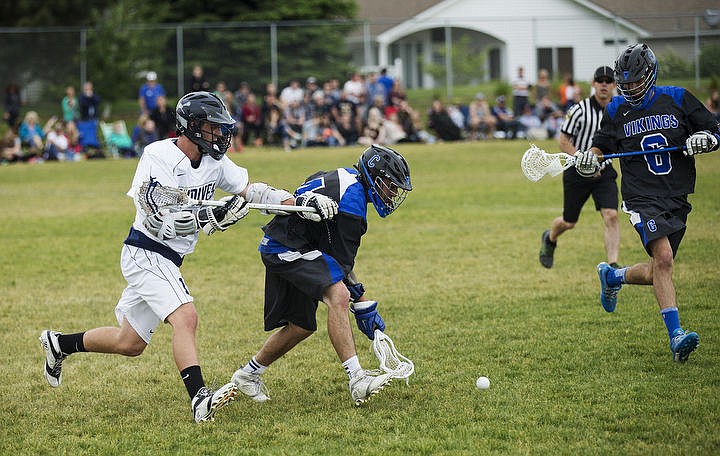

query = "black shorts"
[
  {"left": 622, "top": 195, "right": 692, "bottom": 257},
  {"left": 260, "top": 251, "right": 344, "bottom": 332},
  {"left": 562, "top": 169, "right": 618, "bottom": 223}
]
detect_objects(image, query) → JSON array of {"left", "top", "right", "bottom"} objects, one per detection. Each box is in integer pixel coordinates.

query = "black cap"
[{"left": 594, "top": 66, "right": 614, "bottom": 81}]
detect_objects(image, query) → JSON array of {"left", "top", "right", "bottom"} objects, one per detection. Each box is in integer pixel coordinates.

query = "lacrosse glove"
[
  {"left": 684, "top": 130, "right": 719, "bottom": 156},
  {"left": 574, "top": 150, "right": 601, "bottom": 178},
  {"left": 350, "top": 300, "right": 385, "bottom": 340},
  {"left": 197, "top": 195, "right": 249, "bottom": 235},
  {"left": 295, "top": 191, "right": 338, "bottom": 222},
  {"left": 144, "top": 210, "right": 198, "bottom": 240}
]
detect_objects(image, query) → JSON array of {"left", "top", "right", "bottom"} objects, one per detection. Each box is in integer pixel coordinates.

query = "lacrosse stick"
[
  {"left": 372, "top": 329, "right": 414, "bottom": 385},
  {"left": 521, "top": 144, "right": 684, "bottom": 182},
  {"left": 135, "top": 179, "right": 315, "bottom": 215}
]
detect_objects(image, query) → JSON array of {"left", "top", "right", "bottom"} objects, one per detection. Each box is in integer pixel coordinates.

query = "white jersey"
[{"left": 126, "top": 138, "right": 249, "bottom": 256}]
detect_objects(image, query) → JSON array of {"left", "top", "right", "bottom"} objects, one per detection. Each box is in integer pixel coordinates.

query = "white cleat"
[
  {"left": 349, "top": 369, "right": 393, "bottom": 406},
  {"left": 192, "top": 383, "right": 238, "bottom": 423},
  {"left": 39, "top": 330, "right": 66, "bottom": 387},
  {"left": 231, "top": 369, "right": 270, "bottom": 402}
]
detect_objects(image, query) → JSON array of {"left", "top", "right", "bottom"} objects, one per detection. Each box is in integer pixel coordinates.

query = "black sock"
[
  {"left": 181, "top": 365, "right": 205, "bottom": 399},
  {"left": 58, "top": 332, "right": 86, "bottom": 355}
]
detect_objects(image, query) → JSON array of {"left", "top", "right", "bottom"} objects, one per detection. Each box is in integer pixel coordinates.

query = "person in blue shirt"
[{"left": 138, "top": 71, "right": 166, "bottom": 116}]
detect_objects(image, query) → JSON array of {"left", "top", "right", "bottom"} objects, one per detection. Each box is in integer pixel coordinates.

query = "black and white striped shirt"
[{"left": 561, "top": 96, "right": 613, "bottom": 169}]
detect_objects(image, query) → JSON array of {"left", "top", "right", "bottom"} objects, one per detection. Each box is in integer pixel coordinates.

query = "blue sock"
[
  {"left": 606, "top": 267, "right": 627, "bottom": 287},
  {"left": 660, "top": 307, "right": 681, "bottom": 338}
]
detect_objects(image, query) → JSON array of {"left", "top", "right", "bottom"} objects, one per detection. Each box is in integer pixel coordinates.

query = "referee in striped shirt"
[{"left": 539, "top": 66, "right": 620, "bottom": 269}]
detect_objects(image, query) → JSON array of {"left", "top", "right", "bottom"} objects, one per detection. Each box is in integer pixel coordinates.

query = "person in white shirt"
[{"left": 39, "top": 91, "right": 337, "bottom": 423}]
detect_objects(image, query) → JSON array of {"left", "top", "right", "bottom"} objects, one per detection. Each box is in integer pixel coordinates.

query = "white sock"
[
  {"left": 242, "top": 356, "right": 267, "bottom": 374},
  {"left": 342, "top": 355, "right": 361, "bottom": 379}
]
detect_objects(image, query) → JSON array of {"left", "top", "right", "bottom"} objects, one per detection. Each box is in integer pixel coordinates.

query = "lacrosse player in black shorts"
[
  {"left": 230, "top": 144, "right": 412, "bottom": 406},
  {"left": 574, "top": 43, "right": 720, "bottom": 363},
  {"left": 539, "top": 66, "right": 620, "bottom": 269}
]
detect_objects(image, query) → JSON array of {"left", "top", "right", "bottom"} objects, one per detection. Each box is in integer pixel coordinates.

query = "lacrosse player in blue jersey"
[
  {"left": 39, "top": 91, "right": 335, "bottom": 423},
  {"left": 575, "top": 43, "right": 720, "bottom": 363},
  {"left": 230, "top": 144, "right": 412, "bottom": 406}
]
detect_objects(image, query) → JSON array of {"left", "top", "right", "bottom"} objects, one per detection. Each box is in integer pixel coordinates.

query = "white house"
[{"left": 351, "top": 0, "right": 720, "bottom": 88}]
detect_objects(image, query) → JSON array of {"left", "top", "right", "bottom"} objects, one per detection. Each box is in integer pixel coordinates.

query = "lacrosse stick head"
[
  {"left": 373, "top": 329, "right": 414, "bottom": 385},
  {"left": 135, "top": 179, "right": 190, "bottom": 215},
  {"left": 521, "top": 144, "right": 571, "bottom": 182}
]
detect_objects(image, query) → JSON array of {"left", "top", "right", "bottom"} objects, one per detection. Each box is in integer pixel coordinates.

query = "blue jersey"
[
  {"left": 259, "top": 167, "right": 368, "bottom": 275},
  {"left": 592, "top": 86, "right": 719, "bottom": 198}
]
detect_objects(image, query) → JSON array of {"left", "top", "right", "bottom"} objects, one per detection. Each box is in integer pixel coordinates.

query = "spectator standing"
[
  {"left": 188, "top": 65, "right": 210, "bottom": 93},
  {"left": 3, "top": 83, "right": 21, "bottom": 130},
  {"left": 61, "top": 86, "right": 79, "bottom": 123},
  {"left": 343, "top": 72, "right": 365, "bottom": 104},
  {"left": 138, "top": 71, "right": 165, "bottom": 116},
  {"left": 79, "top": 81, "right": 100, "bottom": 121},
  {"left": 511, "top": 66, "right": 530, "bottom": 115},
  {"left": 533, "top": 69, "right": 552, "bottom": 105},
  {"left": 377, "top": 68, "right": 394, "bottom": 106},
  {"left": 279, "top": 80, "right": 304, "bottom": 108}
]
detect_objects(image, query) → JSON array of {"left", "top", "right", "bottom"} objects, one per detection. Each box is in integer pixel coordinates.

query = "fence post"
[{"left": 177, "top": 25, "right": 184, "bottom": 96}]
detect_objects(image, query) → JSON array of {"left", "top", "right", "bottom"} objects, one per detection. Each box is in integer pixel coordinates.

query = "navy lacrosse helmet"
[
  {"left": 355, "top": 144, "right": 412, "bottom": 217},
  {"left": 614, "top": 43, "right": 657, "bottom": 108},
  {"left": 176, "top": 91, "right": 236, "bottom": 160}
]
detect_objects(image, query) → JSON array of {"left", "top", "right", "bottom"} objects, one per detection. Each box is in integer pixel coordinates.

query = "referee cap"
[{"left": 593, "top": 66, "right": 613, "bottom": 81}]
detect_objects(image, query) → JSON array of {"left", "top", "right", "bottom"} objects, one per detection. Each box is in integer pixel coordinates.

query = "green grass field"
[{"left": 1, "top": 141, "right": 719, "bottom": 455}]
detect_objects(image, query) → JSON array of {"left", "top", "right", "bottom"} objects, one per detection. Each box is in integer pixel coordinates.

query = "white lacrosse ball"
[{"left": 476, "top": 376, "right": 490, "bottom": 390}]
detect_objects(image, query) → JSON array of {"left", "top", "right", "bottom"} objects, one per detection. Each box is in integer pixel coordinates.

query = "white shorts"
[{"left": 115, "top": 245, "right": 193, "bottom": 343}]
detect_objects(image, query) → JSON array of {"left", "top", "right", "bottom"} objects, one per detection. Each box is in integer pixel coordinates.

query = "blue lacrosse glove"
[{"left": 350, "top": 300, "right": 385, "bottom": 340}]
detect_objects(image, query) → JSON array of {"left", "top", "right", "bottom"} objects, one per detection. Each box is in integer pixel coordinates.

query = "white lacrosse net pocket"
[
  {"left": 136, "top": 179, "right": 190, "bottom": 215},
  {"left": 521, "top": 144, "right": 566, "bottom": 182},
  {"left": 373, "top": 329, "right": 415, "bottom": 385}
]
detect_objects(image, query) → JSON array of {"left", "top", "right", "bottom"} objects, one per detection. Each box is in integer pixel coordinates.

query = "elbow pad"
[{"left": 245, "top": 182, "right": 293, "bottom": 214}]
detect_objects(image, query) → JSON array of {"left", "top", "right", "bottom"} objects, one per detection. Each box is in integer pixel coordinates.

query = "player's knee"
[
  {"left": 653, "top": 250, "right": 674, "bottom": 272},
  {"left": 118, "top": 339, "right": 146, "bottom": 357}
]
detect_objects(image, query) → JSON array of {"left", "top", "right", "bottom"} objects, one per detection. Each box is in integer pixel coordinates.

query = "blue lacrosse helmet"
[
  {"left": 355, "top": 144, "right": 412, "bottom": 217},
  {"left": 614, "top": 43, "right": 657, "bottom": 108}
]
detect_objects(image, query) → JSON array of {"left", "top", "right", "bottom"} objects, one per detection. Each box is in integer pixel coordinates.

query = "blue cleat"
[
  {"left": 597, "top": 262, "right": 622, "bottom": 312},
  {"left": 670, "top": 329, "right": 699, "bottom": 363}
]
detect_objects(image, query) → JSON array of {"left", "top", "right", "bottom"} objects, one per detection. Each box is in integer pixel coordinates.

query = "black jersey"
[
  {"left": 259, "top": 167, "right": 368, "bottom": 275},
  {"left": 592, "top": 86, "right": 718, "bottom": 199}
]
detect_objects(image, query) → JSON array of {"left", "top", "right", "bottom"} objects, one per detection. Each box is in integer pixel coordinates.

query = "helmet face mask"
[
  {"left": 176, "top": 91, "right": 236, "bottom": 160},
  {"left": 614, "top": 43, "right": 657, "bottom": 108},
  {"left": 355, "top": 144, "right": 412, "bottom": 217}
]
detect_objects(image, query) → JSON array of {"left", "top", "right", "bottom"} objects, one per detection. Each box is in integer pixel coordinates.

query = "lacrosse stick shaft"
[
  {"left": 186, "top": 199, "right": 316, "bottom": 213},
  {"left": 600, "top": 145, "right": 682, "bottom": 160}
]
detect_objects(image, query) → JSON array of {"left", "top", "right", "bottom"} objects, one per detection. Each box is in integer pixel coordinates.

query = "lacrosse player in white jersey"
[{"left": 39, "top": 91, "right": 337, "bottom": 423}]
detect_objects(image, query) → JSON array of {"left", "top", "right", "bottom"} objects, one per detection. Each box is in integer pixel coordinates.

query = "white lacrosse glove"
[
  {"left": 196, "top": 195, "right": 249, "bottom": 235},
  {"left": 684, "top": 130, "right": 719, "bottom": 156},
  {"left": 574, "top": 150, "right": 601, "bottom": 178},
  {"left": 295, "top": 191, "right": 338, "bottom": 222},
  {"left": 144, "top": 210, "right": 198, "bottom": 240}
]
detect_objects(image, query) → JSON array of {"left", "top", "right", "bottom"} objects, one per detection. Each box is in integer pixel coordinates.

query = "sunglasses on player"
[{"left": 594, "top": 77, "right": 614, "bottom": 84}]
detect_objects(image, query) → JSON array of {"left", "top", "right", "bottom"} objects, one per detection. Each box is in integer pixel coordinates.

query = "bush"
[
  {"left": 658, "top": 49, "right": 693, "bottom": 79},
  {"left": 700, "top": 44, "right": 720, "bottom": 79}
]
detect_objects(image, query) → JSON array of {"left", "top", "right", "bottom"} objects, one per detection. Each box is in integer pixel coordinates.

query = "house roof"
[{"left": 355, "top": 0, "right": 720, "bottom": 37}]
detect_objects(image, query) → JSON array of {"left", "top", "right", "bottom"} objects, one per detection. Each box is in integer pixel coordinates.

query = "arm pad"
[{"left": 245, "top": 182, "right": 293, "bottom": 214}]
